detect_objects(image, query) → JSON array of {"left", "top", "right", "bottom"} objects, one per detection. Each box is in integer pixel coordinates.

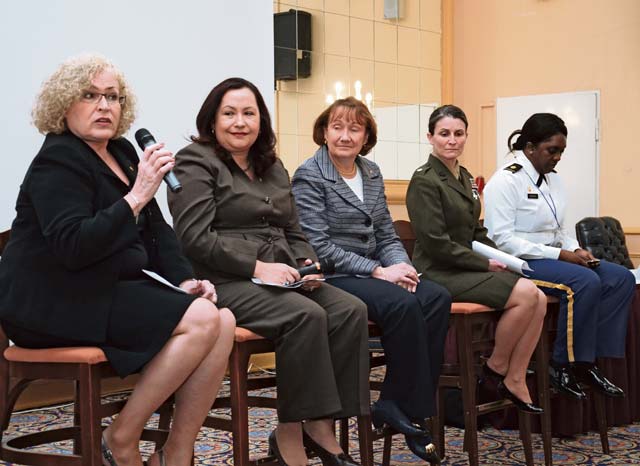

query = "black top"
[{"left": 0, "top": 131, "right": 194, "bottom": 343}]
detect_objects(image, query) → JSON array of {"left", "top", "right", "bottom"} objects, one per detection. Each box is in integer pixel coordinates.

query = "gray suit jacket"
[{"left": 291, "top": 145, "right": 410, "bottom": 276}]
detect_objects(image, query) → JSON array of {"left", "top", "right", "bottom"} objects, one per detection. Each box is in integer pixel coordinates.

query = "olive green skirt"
[{"left": 453, "top": 271, "right": 520, "bottom": 309}]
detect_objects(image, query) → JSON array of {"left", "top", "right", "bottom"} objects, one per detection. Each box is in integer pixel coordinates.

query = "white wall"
[{"left": 0, "top": 0, "right": 274, "bottom": 228}]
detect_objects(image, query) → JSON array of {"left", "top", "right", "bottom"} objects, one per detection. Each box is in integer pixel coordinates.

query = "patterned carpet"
[{"left": 2, "top": 381, "right": 639, "bottom": 466}]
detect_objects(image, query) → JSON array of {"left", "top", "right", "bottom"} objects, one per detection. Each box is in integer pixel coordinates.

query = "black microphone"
[
  {"left": 134, "top": 128, "right": 182, "bottom": 193},
  {"left": 297, "top": 258, "right": 335, "bottom": 277}
]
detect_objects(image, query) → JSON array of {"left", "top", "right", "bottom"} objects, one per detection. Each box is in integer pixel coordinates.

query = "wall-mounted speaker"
[{"left": 274, "top": 9, "right": 312, "bottom": 81}]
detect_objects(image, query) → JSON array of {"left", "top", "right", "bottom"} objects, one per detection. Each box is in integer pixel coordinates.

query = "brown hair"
[
  {"left": 312, "top": 97, "right": 377, "bottom": 156},
  {"left": 191, "top": 77, "right": 276, "bottom": 177}
]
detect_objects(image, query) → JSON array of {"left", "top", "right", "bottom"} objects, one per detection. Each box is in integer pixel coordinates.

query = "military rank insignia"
[
  {"left": 470, "top": 177, "right": 480, "bottom": 200},
  {"left": 504, "top": 163, "right": 522, "bottom": 173}
]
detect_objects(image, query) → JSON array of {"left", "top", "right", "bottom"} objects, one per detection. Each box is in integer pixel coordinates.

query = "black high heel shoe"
[
  {"left": 481, "top": 359, "right": 534, "bottom": 382},
  {"left": 404, "top": 433, "right": 441, "bottom": 466},
  {"left": 482, "top": 362, "right": 505, "bottom": 382},
  {"left": 497, "top": 381, "right": 543, "bottom": 414},
  {"left": 302, "top": 431, "right": 359, "bottom": 466},
  {"left": 268, "top": 430, "right": 292, "bottom": 466},
  {"left": 371, "top": 399, "right": 427, "bottom": 436}
]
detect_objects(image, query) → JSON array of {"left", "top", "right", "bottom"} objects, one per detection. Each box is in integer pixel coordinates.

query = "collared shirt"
[{"left": 483, "top": 152, "right": 580, "bottom": 260}]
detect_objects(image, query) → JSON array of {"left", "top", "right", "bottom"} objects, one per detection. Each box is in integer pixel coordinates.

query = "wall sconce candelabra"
[{"left": 326, "top": 80, "right": 373, "bottom": 110}]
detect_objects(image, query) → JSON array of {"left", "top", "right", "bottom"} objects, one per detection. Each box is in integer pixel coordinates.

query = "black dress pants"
[{"left": 328, "top": 277, "right": 451, "bottom": 419}]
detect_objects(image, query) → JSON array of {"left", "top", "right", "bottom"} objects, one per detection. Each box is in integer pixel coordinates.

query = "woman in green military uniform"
[{"left": 406, "top": 105, "right": 546, "bottom": 412}]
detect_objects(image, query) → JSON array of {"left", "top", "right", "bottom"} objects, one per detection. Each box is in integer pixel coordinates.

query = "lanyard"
[{"left": 523, "top": 170, "right": 561, "bottom": 229}]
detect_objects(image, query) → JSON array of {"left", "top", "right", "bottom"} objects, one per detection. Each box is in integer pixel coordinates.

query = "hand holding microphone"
[
  {"left": 125, "top": 129, "right": 181, "bottom": 215},
  {"left": 297, "top": 258, "right": 334, "bottom": 291},
  {"left": 297, "top": 258, "right": 335, "bottom": 277},
  {"left": 134, "top": 129, "right": 182, "bottom": 193},
  {"left": 253, "top": 258, "right": 334, "bottom": 290}
]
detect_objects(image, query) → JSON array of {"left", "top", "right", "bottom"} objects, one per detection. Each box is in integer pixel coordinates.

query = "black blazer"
[{"left": 0, "top": 132, "right": 194, "bottom": 343}]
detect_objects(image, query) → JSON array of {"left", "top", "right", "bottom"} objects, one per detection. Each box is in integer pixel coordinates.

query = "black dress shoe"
[
  {"left": 371, "top": 399, "right": 427, "bottom": 436},
  {"left": 404, "top": 433, "right": 441, "bottom": 465},
  {"left": 549, "top": 364, "right": 586, "bottom": 400},
  {"left": 497, "top": 381, "right": 544, "bottom": 414},
  {"left": 268, "top": 430, "right": 291, "bottom": 466},
  {"left": 482, "top": 362, "right": 505, "bottom": 382},
  {"left": 573, "top": 363, "right": 625, "bottom": 398},
  {"left": 302, "top": 431, "right": 359, "bottom": 466}
]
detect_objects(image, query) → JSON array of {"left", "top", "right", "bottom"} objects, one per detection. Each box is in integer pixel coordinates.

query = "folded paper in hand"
[
  {"left": 143, "top": 269, "right": 188, "bottom": 293},
  {"left": 471, "top": 241, "right": 533, "bottom": 276},
  {"left": 251, "top": 277, "right": 325, "bottom": 288}
]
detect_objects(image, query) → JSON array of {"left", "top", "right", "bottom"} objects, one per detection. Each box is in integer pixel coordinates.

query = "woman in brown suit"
[
  {"left": 168, "top": 78, "right": 369, "bottom": 466},
  {"left": 406, "top": 105, "right": 546, "bottom": 413}
]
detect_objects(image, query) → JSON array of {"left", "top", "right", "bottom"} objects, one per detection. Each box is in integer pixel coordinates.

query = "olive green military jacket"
[{"left": 406, "top": 155, "right": 497, "bottom": 296}]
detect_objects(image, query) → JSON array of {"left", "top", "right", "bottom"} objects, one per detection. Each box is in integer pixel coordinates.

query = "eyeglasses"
[{"left": 80, "top": 91, "right": 126, "bottom": 106}]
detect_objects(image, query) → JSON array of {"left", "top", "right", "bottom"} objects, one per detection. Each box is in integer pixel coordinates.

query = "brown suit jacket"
[
  {"left": 406, "top": 155, "right": 498, "bottom": 296},
  {"left": 168, "top": 142, "right": 316, "bottom": 284}
]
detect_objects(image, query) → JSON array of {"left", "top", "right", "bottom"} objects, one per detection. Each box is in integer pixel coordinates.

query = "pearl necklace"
[{"left": 329, "top": 154, "right": 357, "bottom": 178}]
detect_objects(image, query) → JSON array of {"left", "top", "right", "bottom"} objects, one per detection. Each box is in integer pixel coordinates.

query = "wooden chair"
[
  {"left": 540, "top": 303, "right": 610, "bottom": 454},
  {"left": 392, "top": 220, "right": 554, "bottom": 466},
  {"left": 339, "top": 322, "right": 401, "bottom": 466},
  {"left": 199, "top": 326, "right": 375, "bottom": 466},
  {"left": 0, "top": 229, "right": 168, "bottom": 466}
]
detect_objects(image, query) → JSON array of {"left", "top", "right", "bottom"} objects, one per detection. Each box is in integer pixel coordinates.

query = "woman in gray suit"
[
  {"left": 292, "top": 97, "right": 450, "bottom": 465},
  {"left": 168, "top": 78, "right": 368, "bottom": 466}
]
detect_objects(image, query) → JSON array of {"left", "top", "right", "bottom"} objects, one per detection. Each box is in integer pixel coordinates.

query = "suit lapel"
[
  {"left": 315, "top": 146, "right": 371, "bottom": 215},
  {"left": 109, "top": 140, "right": 138, "bottom": 185},
  {"left": 429, "top": 155, "right": 474, "bottom": 204},
  {"left": 360, "top": 159, "right": 382, "bottom": 214}
]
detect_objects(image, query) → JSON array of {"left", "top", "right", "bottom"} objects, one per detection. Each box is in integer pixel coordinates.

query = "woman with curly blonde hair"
[{"left": 0, "top": 53, "right": 235, "bottom": 466}]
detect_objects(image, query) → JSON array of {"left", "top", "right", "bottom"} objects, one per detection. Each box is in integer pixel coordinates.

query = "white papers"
[
  {"left": 471, "top": 241, "right": 533, "bottom": 276},
  {"left": 251, "top": 277, "right": 325, "bottom": 288},
  {"left": 630, "top": 268, "right": 640, "bottom": 285},
  {"left": 142, "top": 269, "right": 188, "bottom": 293}
]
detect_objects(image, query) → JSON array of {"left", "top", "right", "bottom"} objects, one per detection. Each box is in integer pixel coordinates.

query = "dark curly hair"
[
  {"left": 191, "top": 77, "right": 276, "bottom": 177},
  {"left": 508, "top": 113, "right": 567, "bottom": 152}
]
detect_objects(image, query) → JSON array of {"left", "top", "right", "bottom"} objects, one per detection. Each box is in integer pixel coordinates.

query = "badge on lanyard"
[{"left": 470, "top": 177, "right": 480, "bottom": 200}]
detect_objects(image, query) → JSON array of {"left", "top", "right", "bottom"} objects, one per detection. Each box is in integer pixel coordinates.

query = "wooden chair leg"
[
  {"left": 74, "top": 380, "right": 83, "bottom": 456},
  {"left": 339, "top": 418, "right": 350, "bottom": 454},
  {"left": 457, "top": 316, "right": 479, "bottom": 466},
  {"left": 357, "top": 414, "right": 374, "bottom": 466},
  {"left": 437, "top": 386, "right": 447, "bottom": 458},
  {"left": 517, "top": 411, "right": 534, "bottom": 466},
  {"left": 535, "top": 316, "right": 554, "bottom": 466},
  {"left": 592, "top": 391, "right": 610, "bottom": 454},
  {"left": 229, "top": 343, "right": 253, "bottom": 466},
  {"left": 78, "top": 364, "right": 102, "bottom": 466},
  {"left": 382, "top": 434, "right": 392, "bottom": 466}
]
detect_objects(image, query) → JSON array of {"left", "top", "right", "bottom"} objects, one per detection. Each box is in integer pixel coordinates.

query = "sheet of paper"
[
  {"left": 251, "top": 277, "right": 326, "bottom": 288},
  {"left": 142, "top": 269, "right": 188, "bottom": 293},
  {"left": 630, "top": 267, "right": 640, "bottom": 285},
  {"left": 472, "top": 241, "right": 533, "bottom": 276}
]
